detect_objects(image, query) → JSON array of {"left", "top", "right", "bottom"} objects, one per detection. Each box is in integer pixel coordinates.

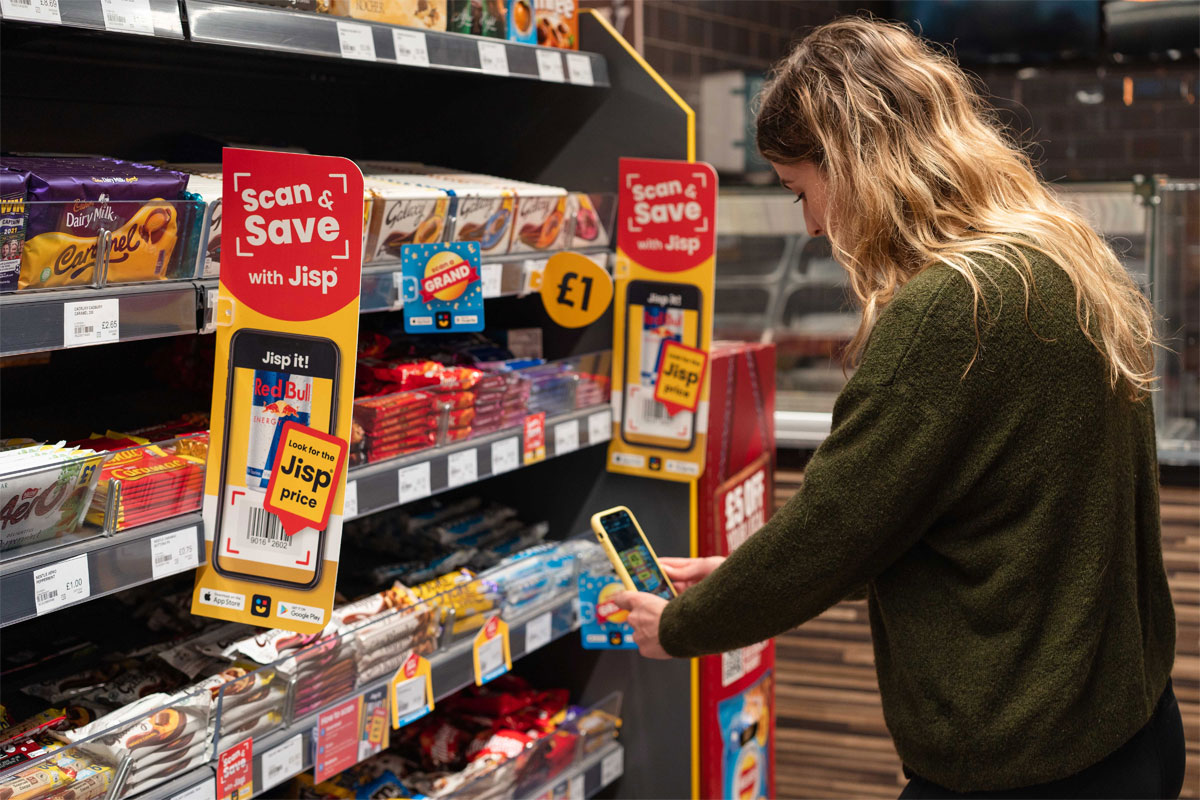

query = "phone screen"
[
  {"left": 213, "top": 330, "right": 339, "bottom": 588},
  {"left": 600, "top": 509, "right": 675, "bottom": 599},
  {"left": 622, "top": 281, "right": 702, "bottom": 450}
]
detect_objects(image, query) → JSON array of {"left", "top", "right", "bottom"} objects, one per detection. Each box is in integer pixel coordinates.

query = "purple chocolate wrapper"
[
  {"left": 0, "top": 168, "right": 28, "bottom": 293},
  {"left": 0, "top": 157, "right": 189, "bottom": 239}
]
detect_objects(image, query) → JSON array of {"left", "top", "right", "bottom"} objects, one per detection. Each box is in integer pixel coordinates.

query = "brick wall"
[
  {"left": 636, "top": 0, "right": 1198, "bottom": 181},
  {"left": 979, "top": 64, "right": 1198, "bottom": 180}
]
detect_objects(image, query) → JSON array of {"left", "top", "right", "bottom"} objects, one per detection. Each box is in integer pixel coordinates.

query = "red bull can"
[{"left": 248, "top": 369, "right": 312, "bottom": 490}]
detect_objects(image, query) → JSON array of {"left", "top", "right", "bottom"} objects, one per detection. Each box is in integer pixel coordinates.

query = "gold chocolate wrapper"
[
  {"left": 329, "top": 0, "right": 446, "bottom": 29},
  {"left": 19, "top": 202, "right": 179, "bottom": 290}
]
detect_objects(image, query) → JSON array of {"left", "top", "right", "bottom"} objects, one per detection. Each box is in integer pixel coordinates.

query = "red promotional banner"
[
  {"left": 617, "top": 158, "right": 716, "bottom": 273},
  {"left": 419, "top": 258, "right": 480, "bottom": 303},
  {"left": 222, "top": 148, "right": 364, "bottom": 320}
]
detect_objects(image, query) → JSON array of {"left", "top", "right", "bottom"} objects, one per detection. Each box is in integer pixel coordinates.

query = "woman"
[{"left": 612, "top": 16, "right": 1185, "bottom": 799}]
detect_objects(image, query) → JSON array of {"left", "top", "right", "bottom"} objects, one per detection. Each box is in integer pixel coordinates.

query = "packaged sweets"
[
  {"left": 0, "top": 157, "right": 190, "bottom": 290},
  {"left": 534, "top": 0, "right": 576, "bottom": 48},
  {"left": 166, "top": 165, "right": 223, "bottom": 278},
  {"left": 506, "top": 0, "right": 534, "bottom": 43},
  {"left": 328, "top": 0, "right": 446, "bottom": 29},
  {"left": 84, "top": 438, "right": 206, "bottom": 531},
  {"left": 568, "top": 192, "right": 613, "bottom": 249},
  {"left": 0, "top": 168, "right": 28, "bottom": 293},
  {"left": 510, "top": 191, "right": 569, "bottom": 253},
  {"left": 448, "top": 0, "right": 504, "bottom": 37},
  {"left": 0, "top": 445, "right": 105, "bottom": 552},
  {"left": 362, "top": 177, "right": 452, "bottom": 264}
]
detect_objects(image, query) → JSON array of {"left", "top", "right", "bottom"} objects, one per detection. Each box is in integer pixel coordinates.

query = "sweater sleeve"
[{"left": 658, "top": 378, "right": 970, "bottom": 658}]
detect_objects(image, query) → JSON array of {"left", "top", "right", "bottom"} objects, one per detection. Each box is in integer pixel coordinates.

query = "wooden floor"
[{"left": 772, "top": 470, "right": 1200, "bottom": 799}]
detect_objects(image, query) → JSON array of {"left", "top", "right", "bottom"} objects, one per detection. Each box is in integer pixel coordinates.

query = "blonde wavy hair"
[{"left": 756, "top": 16, "right": 1157, "bottom": 398}]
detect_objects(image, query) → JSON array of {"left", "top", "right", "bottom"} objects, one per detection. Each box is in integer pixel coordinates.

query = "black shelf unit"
[{"left": 1, "top": 8, "right": 695, "bottom": 798}]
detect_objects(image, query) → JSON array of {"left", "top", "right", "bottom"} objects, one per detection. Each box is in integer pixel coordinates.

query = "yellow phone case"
[{"left": 589, "top": 505, "right": 677, "bottom": 597}]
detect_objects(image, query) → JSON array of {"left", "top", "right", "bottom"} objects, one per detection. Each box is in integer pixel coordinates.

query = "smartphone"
[
  {"left": 590, "top": 505, "right": 676, "bottom": 599},
  {"left": 621, "top": 280, "right": 703, "bottom": 451},
  {"left": 211, "top": 329, "right": 340, "bottom": 589}
]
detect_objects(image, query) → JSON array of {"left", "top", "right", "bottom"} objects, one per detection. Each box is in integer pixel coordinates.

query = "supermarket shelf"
[
  {"left": 347, "top": 404, "right": 613, "bottom": 520},
  {"left": 519, "top": 740, "right": 625, "bottom": 800},
  {"left": 358, "top": 249, "right": 611, "bottom": 313},
  {"left": 0, "top": 514, "right": 204, "bottom": 627},
  {"left": 0, "top": 248, "right": 612, "bottom": 354},
  {"left": 0, "top": 407, "right": 609, "bottom": 627},
  {"left": 184, "top": 0, "right": 610, "bottom": 86},
  {"left": 162, "top": 586, "right": 583, "bottom": 800},
  {"left": 0, "top": 281, "right": 203, "bottom": 357},
  {"left": 0, "top": 0, "right": 185, "bottom": 37}
]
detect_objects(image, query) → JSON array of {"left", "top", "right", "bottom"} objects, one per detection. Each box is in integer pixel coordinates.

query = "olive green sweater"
[{"left": 659, "top": 246, "right": 1176, "bottom": 792}]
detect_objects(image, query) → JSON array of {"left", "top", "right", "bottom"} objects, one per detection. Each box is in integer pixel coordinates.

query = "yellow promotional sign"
[
  {"left": 191, "top": 148, "right": 363, "bottom": 635},
  {"left": 654, "top": 341, "right": 709, "bottom": 416},
  {"left": 608, "top": 158, "right": 717, "bottom": 481},
  {"left": 540, "top": 251, "right": 613, "bottom": 328}
]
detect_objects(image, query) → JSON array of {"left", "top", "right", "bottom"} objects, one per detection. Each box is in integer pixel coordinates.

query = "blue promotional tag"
[{"left": 402, "top": 242, "right": 484, "bottom": 334}]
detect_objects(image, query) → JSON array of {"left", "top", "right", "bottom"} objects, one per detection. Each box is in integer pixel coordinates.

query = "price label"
[
  {"left": 491, "top": 437, "right": 519, "bottom": 475},
  {"left": 473, "top": 616, "right": 511, "bottom": 686},
  {"left": 63, "top": 299, "right": 119, "bottom": 348},
  {"left": 524, "top": 611, "right": 552, "bottom": 653},
  {"left": 481, "top": 263, "right": 503, "bottom": 299},
  {"left": 260, "top": 735, "right": 303, "bottom": 793},
  {"left": 203, "top": 286, "right": 220, "bottom": 333},
  {"left": 393, "top": 674, "right": 427, "bottom": 722},
  {"left": 446, "top": 449, "right": 478, "bottom": 489},
  {"left": 566, "top": 53, "right": 594, "bottom": 86},
  {"left": 33, "top": 554, "right": 90, "bottom": 616},
  {"left": 601, "top": 747, "right": 624, "bottom": 787},
  {"left": 150, "top": 526, "right": 199, "bottom": 579},
  {"left": 397, "top": 463, "right": 431, "bottom": 505},
  {"left": 477, "top": 40, "right": 509, "bottom": 75},
  {"left": 343, "top": 480, "right": 358, "bottom": 518},
  {"left": 173, "top": 777, "right": 216, "bottom": 800},
  {"left": 391, "top": 653, "right": 433, "bottom": 729},
  {"left": 554, "top": 419, "right": 579, "bottom": 455},
  {"left": 337, "top": 21, "right": 377, "bottom": 61},
  {"left": 536, "top": 50, "right": 565, "bottom": 82},
  {"left": 588, "top": 410, "right": 612, "bottom": 444},
  {"left": 392, "top": 29, "right": 430, "bottom": 67},
  {"left": 0, "top": 0, "right": 62, "bottom": 24},
  {"left": 100, "top": 0, "right": 154, "bottom": 34},
  {"left": 477, "top": 636, "right": 505, "bottom": 680},
  {"left": 540, "top": 252, "right": 612, "bottom": 329}
]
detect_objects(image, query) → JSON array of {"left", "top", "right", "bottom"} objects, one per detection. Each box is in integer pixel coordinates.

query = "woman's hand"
[
  {"left": 610, "top": 592, "right": 671, "bottom": 659},
  {"left": 660, "top": 556, "right": 725, "bottom": 592}
]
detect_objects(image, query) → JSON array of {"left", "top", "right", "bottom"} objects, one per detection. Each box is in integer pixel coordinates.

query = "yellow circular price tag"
[{"left": 540, "top": 252, "right": 613, "bottom": 328}]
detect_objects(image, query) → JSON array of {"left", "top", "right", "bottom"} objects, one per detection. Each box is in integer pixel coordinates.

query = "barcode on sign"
[
  {"left": 154, "top": 554, "right": 173, "bottom": 566},
  {"left": 721, "top": 649, "right": 744, "bottom": 686},
  {"left": 74, "top": 324, "right": 94, "bottom": 337},
  {"left": 266, "top": 762, "right": 285, "bottom": 783},
  {"left": 36, "top": 590, "right": 58, "bottom": 604},
  {"left": 13, "top": 0, "right": 32, "bottom": 7},
  {"left": 247, "top": 506, "right": 287, "bottom": 541},
  {"left": 640, "top": 397, "right": 670, "bottom": 422}
]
